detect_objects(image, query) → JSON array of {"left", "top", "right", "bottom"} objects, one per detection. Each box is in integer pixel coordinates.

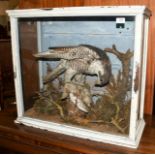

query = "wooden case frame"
[{"left": 7, "top": 6, "right": 151, "bottom": 148}]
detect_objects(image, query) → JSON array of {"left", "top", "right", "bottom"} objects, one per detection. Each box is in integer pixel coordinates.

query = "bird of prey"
[{"left": 34, "top": 45, "right": 111, "bottom": 87}]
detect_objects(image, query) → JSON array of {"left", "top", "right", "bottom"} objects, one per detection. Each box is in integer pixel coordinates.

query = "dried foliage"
[
  {"left": 32, "top": 45, "right": 133, "bottom": 135},
  {"left": 91, "top": 45, "right": 133, "bottom": 133}
]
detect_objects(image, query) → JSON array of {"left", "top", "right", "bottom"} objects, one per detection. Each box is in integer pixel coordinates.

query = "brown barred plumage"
[{"left": 34, "top": 45, "right": 111, "bottom": 86}]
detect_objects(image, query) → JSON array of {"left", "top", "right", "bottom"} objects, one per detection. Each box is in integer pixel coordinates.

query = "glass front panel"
[{"left": 19, "top": 16, "right": 135, "bottom": 136}]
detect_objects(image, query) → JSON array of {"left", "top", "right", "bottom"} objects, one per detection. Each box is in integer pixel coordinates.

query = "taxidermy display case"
[{"left": 7, "top": 6, "right": 151, "bottom": 148}]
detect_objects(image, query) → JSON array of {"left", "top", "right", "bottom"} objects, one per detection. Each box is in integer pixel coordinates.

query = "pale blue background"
[{"left": 39, "top": 17, "right": 135, "bottom": 97}]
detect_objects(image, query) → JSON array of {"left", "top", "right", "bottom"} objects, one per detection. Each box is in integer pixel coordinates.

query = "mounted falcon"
[{"left": 34, "top": 45, "right": 111, "bottom": 87}]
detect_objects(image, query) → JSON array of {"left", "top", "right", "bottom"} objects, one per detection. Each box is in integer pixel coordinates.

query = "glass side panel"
[
  {"left": 136, "top": 16, "right": 145, "bottom": 123},
  {"left": 19, "top": 16, "right": 135, "bottom": 136},
  {"left": 19, "top": 21, "right": 39, "bottom": 110}
]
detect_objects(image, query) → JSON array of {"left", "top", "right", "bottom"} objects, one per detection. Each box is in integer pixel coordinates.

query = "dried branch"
[
  {"left": 104, "top": 44, "right": 133, "bottom": 62},
  {"left": 104, "top": 44, "right": 133, "bottom": 88}
]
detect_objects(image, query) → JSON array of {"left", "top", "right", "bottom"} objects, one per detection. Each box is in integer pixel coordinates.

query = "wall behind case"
[{"left": 18, "top": 0, "right": 155, "bottom": 115}]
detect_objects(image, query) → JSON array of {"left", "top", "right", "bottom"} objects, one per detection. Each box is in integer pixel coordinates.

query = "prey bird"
[{"left": 34, "top": 45, "right": 111, "bottom": 87}]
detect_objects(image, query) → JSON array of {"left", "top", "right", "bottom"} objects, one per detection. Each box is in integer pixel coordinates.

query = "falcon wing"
[{"left": 33, "top": 45, "right": 100, "bottom": 60}]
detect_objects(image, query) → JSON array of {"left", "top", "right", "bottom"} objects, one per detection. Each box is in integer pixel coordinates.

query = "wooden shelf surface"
[{"left": 0, "top": 104, "right": 155, "bottom": 153}]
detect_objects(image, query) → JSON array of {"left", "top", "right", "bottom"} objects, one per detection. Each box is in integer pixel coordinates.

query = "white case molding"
[{"left": 7, "top": 6, "right": 151, "bottom": 148}]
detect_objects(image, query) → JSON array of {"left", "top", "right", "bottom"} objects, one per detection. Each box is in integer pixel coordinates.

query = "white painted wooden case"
[{"left": 7, "top": 6, "right": 151, "bottom": 148}]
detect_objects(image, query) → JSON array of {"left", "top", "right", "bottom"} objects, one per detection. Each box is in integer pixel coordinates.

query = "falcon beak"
[{"left": 95, "top": 71, "right": 103, "bottom": 86}]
